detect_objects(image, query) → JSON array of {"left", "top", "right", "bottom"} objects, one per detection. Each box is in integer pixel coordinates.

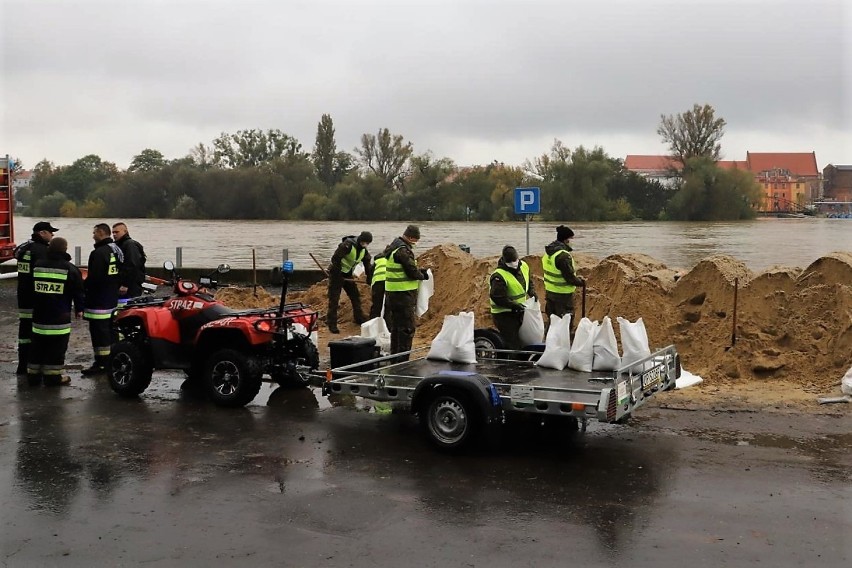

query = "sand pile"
[
  {"left": 253, "top": 245, "right": 852, "bottom": 396},
  {"left": 214, "top": 286, "right": 279, "bottom": 309}
]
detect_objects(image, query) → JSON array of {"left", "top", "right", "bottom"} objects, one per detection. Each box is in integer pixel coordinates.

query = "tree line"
[{"left": 16, "top": 104, "right": 764, "bottom": 222}]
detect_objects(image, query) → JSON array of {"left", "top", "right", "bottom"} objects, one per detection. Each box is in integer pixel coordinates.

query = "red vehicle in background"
[
  {"left": 108, "top": 260, "right": 320, "bottom": 407},
  {"left": 0, "top": 155, "right": 16, "bottom": 262}
]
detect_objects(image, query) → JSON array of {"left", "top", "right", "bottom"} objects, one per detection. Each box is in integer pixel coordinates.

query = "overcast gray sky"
[{"left": 2, "top": 0, "right": 850, "bottom": 172}]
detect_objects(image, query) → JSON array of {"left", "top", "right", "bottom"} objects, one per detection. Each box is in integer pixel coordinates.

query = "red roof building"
[{"left": 625, "top": 151, "right": 824, "bottom": 212}]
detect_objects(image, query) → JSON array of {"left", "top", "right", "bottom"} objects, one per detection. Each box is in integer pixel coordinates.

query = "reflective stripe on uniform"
[
  {"left": 18, "top": 309, "right": 33, "bottom": 319},
  {"left": 542, "top": 250, "right": 577, "bottom": 294},
  {"left": 33, "top": 323, "right": 72, "bottom": 335},
  {"left": 33, "top": 267, "right": 69, "bottom": 279},
  {"left": 84, "top": 308, "right": 115, "bottom": 320}
]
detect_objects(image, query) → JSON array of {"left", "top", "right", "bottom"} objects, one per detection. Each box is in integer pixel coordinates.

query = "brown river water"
[{"left": 11, "top": 216, "right": 852, "bottom": 270}]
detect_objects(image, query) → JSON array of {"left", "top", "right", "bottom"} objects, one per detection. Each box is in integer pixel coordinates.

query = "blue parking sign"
[{"left": 514, "top": 187, "right": 540, "bottom": 214}]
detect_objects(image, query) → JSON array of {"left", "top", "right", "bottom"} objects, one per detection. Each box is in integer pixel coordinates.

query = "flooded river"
[{"left": 12, "top": 216, "right": 851, "bottom": 270}]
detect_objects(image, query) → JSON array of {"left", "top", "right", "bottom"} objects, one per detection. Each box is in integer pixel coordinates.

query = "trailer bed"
[{"left": 320, "top": 345, "right": 680, "bottom": 423}]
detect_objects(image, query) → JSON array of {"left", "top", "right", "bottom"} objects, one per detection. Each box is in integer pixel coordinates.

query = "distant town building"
[
  {"left": 622, "top": 155, "right": 681, "bottom": 187},
  {"left": 820, "top": 164, "right": 852, "bottom": 215},
  {"left": 12, "top": 169, "right": 33, "bottom": 191},
  {"left": 624, "top": 151, "right": 823, "bottom": 213}
]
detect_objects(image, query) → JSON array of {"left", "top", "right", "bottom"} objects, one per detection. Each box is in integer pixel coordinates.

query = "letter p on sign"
[{"left": 514, "top": 187, "right": 541, "bottom": 214}]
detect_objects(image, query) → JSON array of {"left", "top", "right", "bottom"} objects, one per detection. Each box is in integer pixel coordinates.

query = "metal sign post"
[{"left": 514, "top": 187, "right": 541, "bottom": 256}]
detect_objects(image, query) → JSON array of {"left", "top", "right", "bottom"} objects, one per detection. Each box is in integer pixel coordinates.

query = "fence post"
[
  {"left": 282, "top": 248, "right": 289, "bottom": 262},
  {"left": 175, "top": 247, "right": 183, "bottom": 268},
  {"left": 74, "top": 246, "right": 81, "bottom": 266}
]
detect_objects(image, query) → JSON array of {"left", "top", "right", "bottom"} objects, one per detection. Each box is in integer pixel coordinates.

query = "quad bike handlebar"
[{"left": 161, "top": 260, "right": 231, "bottom": 296}]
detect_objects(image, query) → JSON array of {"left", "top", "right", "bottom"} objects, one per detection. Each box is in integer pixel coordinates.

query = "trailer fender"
[{"left": 411, "top": 372, "right": 502, "bottom": 425}]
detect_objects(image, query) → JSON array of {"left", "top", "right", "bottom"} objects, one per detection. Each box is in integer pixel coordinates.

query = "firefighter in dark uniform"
[
  {"left": 542, "top": 225, "right": 585, "bottom": 330},
  {"left": 13, "top": 221, "right": 58, "bottom": 375},
  {"left": 28, "top": 237, "right": 84, "bottom": 386},
  {"left": 112, "top": 221, "right": 147, "bottom": 299},
  {"left": 489, "top": 245, "right": 537, "bottom": 351},
  {"left": 326, "top": 231, "right": 373, "bottom": 334},
  {"left": 368, "top": 251, "right": 388, "bottom": 323},
  {"left": 383, "top": 225, "right": 429, "bottom": 359},
  {"left": 81, "top": 223, "right": 124, "bottom": 375}
]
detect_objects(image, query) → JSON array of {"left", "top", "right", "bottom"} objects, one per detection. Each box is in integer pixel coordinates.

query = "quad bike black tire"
[
  {"left": 204, "top": 348, "right": 263, "bottom": 407},
  {"left": 473, "top": 328, "right": 504, "bottom": 358},
  {"left": 108, "top": 340, "right": 154, "bottom": 397}
]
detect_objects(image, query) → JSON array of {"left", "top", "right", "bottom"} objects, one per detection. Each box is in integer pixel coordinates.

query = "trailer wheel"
[
  {"left": 108, "top": 341, "right": 153, "bottom": 397},
  {"left": 474, "top": 328, "right": 504, "bottom": 358},
  {"left": 421, "top": 390, "right": 479, "bottom": 451},
  {"left": 205, "top": 349, "right": 263, "bottom": 407}
]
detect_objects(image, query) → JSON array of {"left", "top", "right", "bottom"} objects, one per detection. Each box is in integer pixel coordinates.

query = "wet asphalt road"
[{"left": 0, "top": 284, "right": 850, "bottom": 567}]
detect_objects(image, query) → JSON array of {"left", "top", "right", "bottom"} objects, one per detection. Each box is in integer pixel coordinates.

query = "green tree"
[
  {"left": 607, "top": 170, "right": 671, "bottom": 220},
  {"left": 537, "top": 143, "right": 619, "bottom": 221},
  {"left": 128, "top": 149, "right": 166, "bottom": 172},
  {"left": 398, "top": 152, "right": 456, "bottom": 219},
  {"left": 356, "top": 128, "right": 413, "bottom": 189},
  {"left": 312, "top": 114, "right": 354, "bottom": 188},
  {"left": 658, "top": 103, "right": 726, "bottom": 165},
  {"left": 212, "top": 129, "right": 304, "bottom": 169},
  {"left": 667, "top": 157, "right": 762, "bottom": 220}
]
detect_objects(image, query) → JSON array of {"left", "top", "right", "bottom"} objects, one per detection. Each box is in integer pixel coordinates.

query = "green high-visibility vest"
[
  {"left": 490, "top": 262, "right": 531, "bottom": 314},
  {"left": 385, "top": 247, "right": 419, "bottom": 292},
  {"left": 372, "top": 256, "right": 387, "bottom": 285},
  {"left": 542, "top": 250, "right": 577, "bottom": 294},
  {"left": 340, "top": 244, "right": 366, "bottom": 273}
]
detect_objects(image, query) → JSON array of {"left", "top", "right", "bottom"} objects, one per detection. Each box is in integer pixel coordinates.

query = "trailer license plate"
[
  {"left": 511, "top": 385, "right": 535, "bottom": 405},
  {"left": 641, "top": 366, "right": 663, "bottom": 390}
]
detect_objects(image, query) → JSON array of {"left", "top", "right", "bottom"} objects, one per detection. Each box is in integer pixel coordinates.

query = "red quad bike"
[{"left": 107, "top": 260, "right": 320, "bottom": 407}]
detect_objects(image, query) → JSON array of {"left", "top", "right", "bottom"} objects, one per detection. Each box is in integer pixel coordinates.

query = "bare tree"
[
  {"left": 356, "top": 128, "right": 413, "bottom": 189},
  {"left": 657, "top": 103, "right": 726, "bottom": 166}
]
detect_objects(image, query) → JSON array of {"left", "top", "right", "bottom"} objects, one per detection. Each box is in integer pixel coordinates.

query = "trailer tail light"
[
  {"left": 571, "top": 402, "right": 585, "bottom": 412},
  {"left": 606, "top": 389, "right": 617, "bottom": 422}
]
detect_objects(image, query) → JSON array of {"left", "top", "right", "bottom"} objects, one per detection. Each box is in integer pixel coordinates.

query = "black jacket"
[
  {"left": 14, "top": 234, "right": 51, "bottom": 309},
  {"left": 115, "top": 234, "right": 146, "bottom": 296},
  {"left": 85, "top": 238, "right": 124, "bottom": 310},
  {"left": 32, "top": 251, "right": 85, "bottom": 326}
]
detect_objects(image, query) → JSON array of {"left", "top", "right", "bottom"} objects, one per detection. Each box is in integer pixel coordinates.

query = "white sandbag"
[
  {"left": 568, "top": 318, "right": 598, "bottom": 372},
  {"left": 536, "top": 314, "right": 572, "bottom": 370},
  {"left": 617, "top": 316, "right": 652, "bottom": 368},
  {"left": 518, "top": 297, "right": 545, "bottom": 346},
  {"left": 360, "top": 317, "right": 391, "bottom": 355},
  {"left": 352, "top": 263, "right": 365, "bottom": 278},
  {"left": 416, "top": 268, "right": 434, "bottom": 317},
  {"left": 426, "top": 311, "right": 477, "bottom": 364},
  {"left": 842, "top": 366, "right": 852, "bottom": 395},
  {"left": 593, "top": 316, "right": 622, "bottom": 371},
  {"left": 676, "top": 368, "right": 704, "bottom": 389}
]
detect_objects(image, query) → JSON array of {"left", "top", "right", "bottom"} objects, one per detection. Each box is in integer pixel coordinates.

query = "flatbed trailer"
[{"left": 315, "top": 344, "right": 680, "bottom": 451}]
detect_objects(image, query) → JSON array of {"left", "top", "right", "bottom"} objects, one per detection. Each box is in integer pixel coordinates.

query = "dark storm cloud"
[{"left": 1, "top": 0, "right": 849, "bottom": 168}]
